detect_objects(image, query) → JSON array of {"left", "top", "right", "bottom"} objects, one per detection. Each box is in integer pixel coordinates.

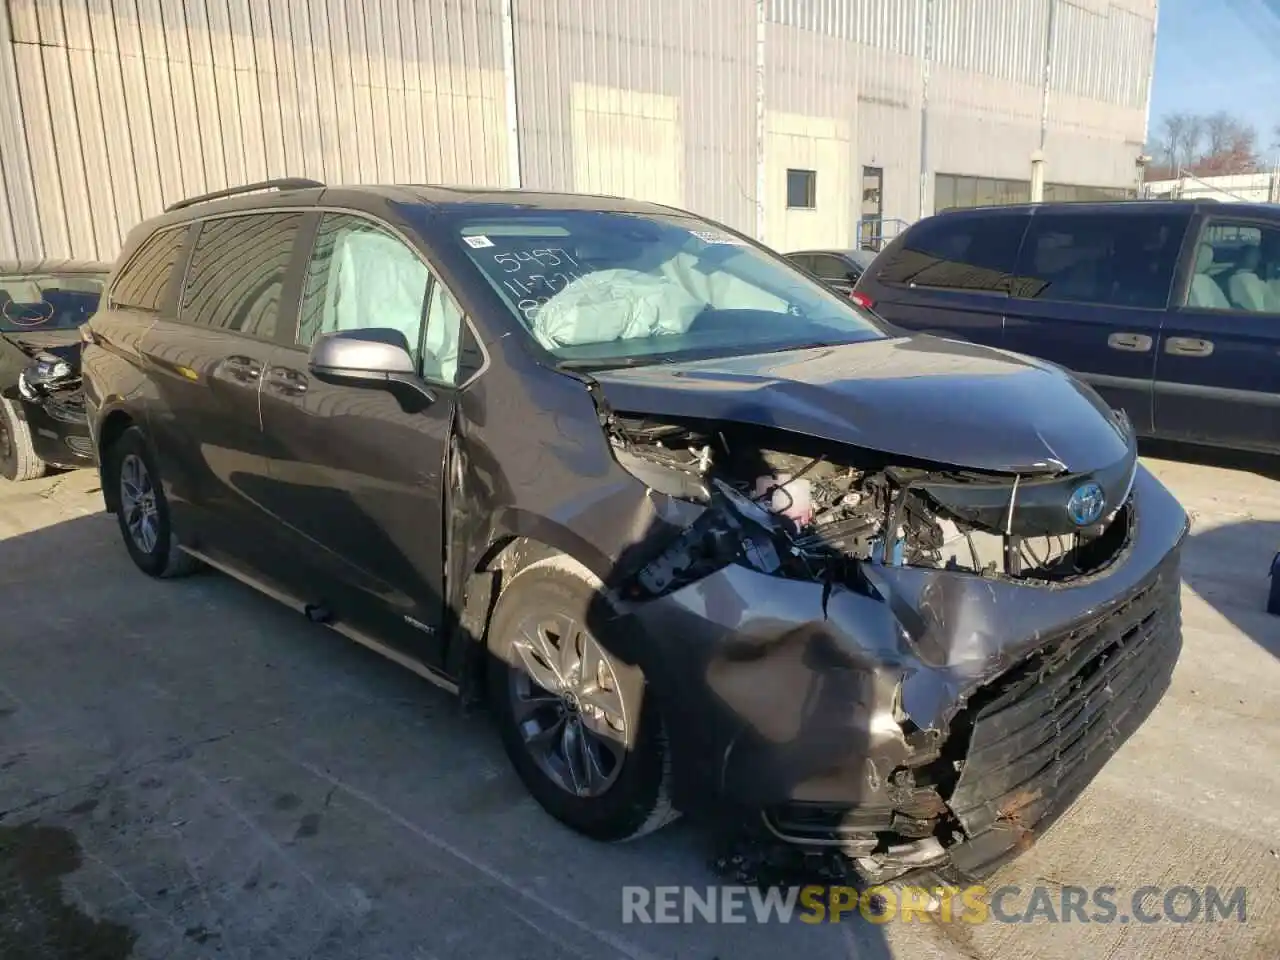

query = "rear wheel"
[
  {"left": 105, "top": 426, "right": 203, "bottom": 578},
  {"left": 0, "top": 397, "right": 48, "bottom": 482},
  {"left": 488, "top": 556, "right": 677, "bottom": 842}
]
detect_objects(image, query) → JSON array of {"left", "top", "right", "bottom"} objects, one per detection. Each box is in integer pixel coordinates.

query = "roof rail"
[{"left": 164, "top": 177, "right": 325, "bottom": 213}]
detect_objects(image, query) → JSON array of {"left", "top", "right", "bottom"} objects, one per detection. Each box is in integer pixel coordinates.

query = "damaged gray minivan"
[{"left": 82, "top": 181, "right": 1187, "bottom": 885}]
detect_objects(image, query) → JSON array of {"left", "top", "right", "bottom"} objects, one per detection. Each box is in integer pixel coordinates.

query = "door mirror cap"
[{"left": 308, "top": 328, "right": 416, "bottom": 382}]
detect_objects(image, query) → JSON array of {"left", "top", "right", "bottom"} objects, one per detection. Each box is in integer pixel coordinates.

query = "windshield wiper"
[{"left": 558, "top": 356, "right": 676, "bottom": 371}]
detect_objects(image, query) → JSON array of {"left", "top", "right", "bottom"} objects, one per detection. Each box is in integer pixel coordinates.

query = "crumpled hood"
[{"left": 588, "top": 335, "right": 1131, "bottom": 475}]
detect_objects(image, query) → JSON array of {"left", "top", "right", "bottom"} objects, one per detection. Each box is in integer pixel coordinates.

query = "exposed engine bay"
[{"left": 608, "top": 413, "right": 1136, "bottom": 599}]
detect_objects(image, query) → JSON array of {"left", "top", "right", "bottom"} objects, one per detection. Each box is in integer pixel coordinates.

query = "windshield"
[
  {"left": 451, "top": 210, "right": 886, "bottom": 368},
  {"left": 0, "top": 274, "right": 106, "bottom": 334}
]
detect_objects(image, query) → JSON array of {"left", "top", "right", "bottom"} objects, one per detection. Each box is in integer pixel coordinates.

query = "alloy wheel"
[
  {"left": 119, "top": 453, "right": 159, "bottom": 555},
  {"left": 508, "top": 612, "right": 629, "bottom": 798}
]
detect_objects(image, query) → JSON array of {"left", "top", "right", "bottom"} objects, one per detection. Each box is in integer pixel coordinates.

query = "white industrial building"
[{"left": 0, "top": 0, "right": 1156, "bottom": 262}]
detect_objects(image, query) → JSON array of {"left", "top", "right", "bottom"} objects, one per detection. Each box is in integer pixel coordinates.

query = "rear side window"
[
  {"left": 874, "top": 213, "right": 1028, "bottom": 295},
  {"left": 1187, "top": 218, "right": 1280, "bottom": 313},
  {"left": 1013, "top": 212, "right": 1186, "bottom": 309},
  {"left": 110, "top": 226, "right": 187, "bottom": 313},
  {"left": 810, "top": 254, "right": 854, "bottom": 280},
  {"left": 179, "top": 212, "right": 305, "bottom": 338}
]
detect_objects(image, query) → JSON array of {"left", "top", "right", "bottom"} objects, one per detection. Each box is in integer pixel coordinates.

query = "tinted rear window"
[
  {"left": 111, "top": 226, "right": 188, "bottom": 313},
  {"left": 1013, "top": 212, "right": 1187, "bottom": 309},
  {"left": 874, "top": 212, "right": 1029, "bottom": 295},
  {"left": 179, "top": 213, "right": 304, "bottom": 338},
  {"left": 810, "top": 254, "right": 855, "bottom": 280}
]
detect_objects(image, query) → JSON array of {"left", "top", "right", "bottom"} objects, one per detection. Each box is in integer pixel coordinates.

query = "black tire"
[
  {"left": 104, "top": 426, "right": 203, "bottom": 579},
  {"left": 488, "top": 556, "right": 677, "bottom": 842},
  {"left": 0, "top": 397, "right": 48, "bottom": 482}
]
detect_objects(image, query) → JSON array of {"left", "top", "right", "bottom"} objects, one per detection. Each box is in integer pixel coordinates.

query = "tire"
[
  {"left": 488, "top": 555, "right": 677, "bottom": 842},
  {"left": 0, "top": 397, "right": 48, "bottom": 482},
  {"left": 104, "top": 426, "right": 203, "bottom": 579}
]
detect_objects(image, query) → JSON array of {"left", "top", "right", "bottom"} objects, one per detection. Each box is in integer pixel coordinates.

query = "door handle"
[
  {"left": 219, "top": 355, "right": 263, "bottom": 382},
  {"left": 264, "top": 366, "right": 308, "bottom": 396},
  {"left": 1165, "top": 336, "right": 1214, "bottom": 357},
  {"left": 1107, "top": 332, "right": 1153, "bottom": 352}
]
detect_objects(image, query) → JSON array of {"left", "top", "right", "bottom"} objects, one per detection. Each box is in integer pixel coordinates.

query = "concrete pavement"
[{"left": 1, "top": 456, "right": 1277, "bottom": 959}]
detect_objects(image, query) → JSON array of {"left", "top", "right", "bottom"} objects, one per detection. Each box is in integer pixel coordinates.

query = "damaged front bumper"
[
  {"left": 622, "top": 465, "right": 1188, "bottom": 883},
  {"left": 15, "top": 356, "right": 92, "bottom": 469}
]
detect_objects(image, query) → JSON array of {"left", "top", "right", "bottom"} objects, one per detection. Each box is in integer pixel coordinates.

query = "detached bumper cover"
[{"left": 624, "top": 465, "right": 1187, "bottom": 879}]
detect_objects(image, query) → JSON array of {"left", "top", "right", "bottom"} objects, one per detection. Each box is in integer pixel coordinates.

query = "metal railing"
[{"left": 856, "top": 217, "right": 911, "bottom": 252}]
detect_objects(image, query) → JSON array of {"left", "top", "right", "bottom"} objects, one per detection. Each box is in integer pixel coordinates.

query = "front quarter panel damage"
[{"left": 449, "top": 348, "right": 1188, "bottom": 881}]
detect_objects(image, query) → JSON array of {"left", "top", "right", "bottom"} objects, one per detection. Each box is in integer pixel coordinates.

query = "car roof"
[
  {"left": 931, "top": 199, "right": 1280, "bottom": 219},
  {"left": 155, "top": 182, "right": 693, "bottom": 223},
  {"left": 0, "top": 259, "right": 112, "bottom": 276}
]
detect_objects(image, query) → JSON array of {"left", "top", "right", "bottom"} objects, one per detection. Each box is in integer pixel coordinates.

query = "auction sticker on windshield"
[{"left": 691, "top": 230, "right": 746, "bottom": 245}]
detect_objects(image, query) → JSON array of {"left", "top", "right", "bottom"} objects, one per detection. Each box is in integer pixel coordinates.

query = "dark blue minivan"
[{"left": 854, "top": 201, "right": 1280, "bottom": 455}]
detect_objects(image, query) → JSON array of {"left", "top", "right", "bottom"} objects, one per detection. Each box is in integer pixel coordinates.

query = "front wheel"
[
  {"left": 0, "top": 397, "right": 48, "bottom": 482},
  {"left": 105, "top": 426, "right": 202, "bottom": 578},
  {"left": 488, "top": 556, "right": 677, "bottom": 842}
]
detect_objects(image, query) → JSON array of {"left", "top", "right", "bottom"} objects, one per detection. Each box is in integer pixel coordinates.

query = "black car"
[
  {"left": 0, "top": 261, "right": 108, "bottom": 481},
  {"left": 854, "top": 200, "right": 1280, "bottom": 455},
  {"left": 82, "top": 179, "right": 1186, "bottom": 884},
  {"left": 785, "top": 248, "right": 879, "bottom": 298}
]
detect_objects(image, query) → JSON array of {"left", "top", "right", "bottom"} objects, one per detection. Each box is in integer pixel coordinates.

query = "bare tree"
[
  {"left": 1179, "top": 115, "right": 1205, "bottom": 171},
  {"left": 1151, "top": 111, "right": 1259, "bottom": 177},
  {"left": 1157, "top": 113, "right": 1190, "bottom": 171},
  {"left": 1203, "top": 111, "right": 1236, "bottom": 159}
]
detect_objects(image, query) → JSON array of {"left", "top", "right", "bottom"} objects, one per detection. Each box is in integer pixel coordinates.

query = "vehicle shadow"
[
  {"left": 1179, "top": 516, "right": 1280, "bottom": 660},
  {"left": 1138, "top": 436, "right": 1280, "bottom": 482},
  {"left": 0, "top": 507, "right": 898, "bottom": 957},
  {"left": 1139, "top": 438, "right": 1280, "bottom": 661}
]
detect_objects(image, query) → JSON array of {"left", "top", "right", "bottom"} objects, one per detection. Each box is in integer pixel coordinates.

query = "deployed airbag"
[{"left": 532, "top": 270, "right": 703, "bottom": 348}]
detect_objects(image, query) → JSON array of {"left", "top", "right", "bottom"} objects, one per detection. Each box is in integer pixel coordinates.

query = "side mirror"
[{"left": 308, "top": 328, "right": 416, "bottom": 384}]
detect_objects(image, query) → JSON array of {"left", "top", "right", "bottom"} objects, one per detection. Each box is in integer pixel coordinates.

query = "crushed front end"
[
  {"left": 16, "top": 350, "right": 93, "bottom": 468},
  {"left": 602, "top": 410, "right": 1188, "bottom": 884}
]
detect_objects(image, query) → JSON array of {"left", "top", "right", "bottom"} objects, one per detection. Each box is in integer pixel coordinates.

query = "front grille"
[{"left": 946, "top": 556, "right": 1182, "bottom": 841}]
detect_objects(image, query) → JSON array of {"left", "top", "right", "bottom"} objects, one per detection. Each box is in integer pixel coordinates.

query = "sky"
[{"left": 1149, "top": 0, "right": 1280, "bottom": 153}]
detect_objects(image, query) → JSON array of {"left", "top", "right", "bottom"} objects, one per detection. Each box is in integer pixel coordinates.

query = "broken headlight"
[
  {"left": 20, "top": 352, "right": 76, "bottom": 399},
  {"left": 630, "top": 480, "right": 782, "bottom": 599}
]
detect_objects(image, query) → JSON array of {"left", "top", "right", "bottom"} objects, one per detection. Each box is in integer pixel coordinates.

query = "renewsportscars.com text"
[{"left": 621, "top": 884, "right": 1249, "bottom": 925}]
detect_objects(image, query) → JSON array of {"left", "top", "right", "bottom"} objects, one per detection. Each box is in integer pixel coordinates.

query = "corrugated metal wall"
[
  {"left": 512, "top": 0, "right": 757, "bottom": 232},
  {"left": 0, "top": 0, "right": 510, "bottom": 261},
  {"left": 0, "top": 0, "right": 1156, "bottom": 261}
]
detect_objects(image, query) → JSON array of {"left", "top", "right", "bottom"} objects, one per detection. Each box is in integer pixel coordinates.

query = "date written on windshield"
[{"left": 493, "top": 249, "right": 589, "bottom": 321}]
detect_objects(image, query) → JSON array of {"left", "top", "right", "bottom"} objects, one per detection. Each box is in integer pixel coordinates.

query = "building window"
[
  {"left": 936, "top": 173, "right": 1134, "bottom": 213},
  {"left": 787, "top": 169, "right": 816, "bottom": 209},
  {"left": 934, "top": 174, "right": 1029, "bottom": 213}
]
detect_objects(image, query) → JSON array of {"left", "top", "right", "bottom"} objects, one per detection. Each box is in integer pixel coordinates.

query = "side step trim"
[{"left": 182, "top": 547, "right": 460, "bottom": 697}]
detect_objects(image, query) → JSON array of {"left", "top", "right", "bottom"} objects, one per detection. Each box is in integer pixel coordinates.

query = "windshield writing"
[{"left": 454, "top": 212, "right": 884, "bottom": 367}]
